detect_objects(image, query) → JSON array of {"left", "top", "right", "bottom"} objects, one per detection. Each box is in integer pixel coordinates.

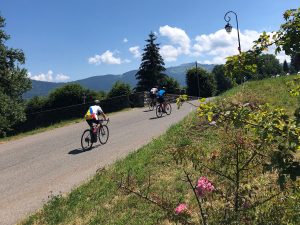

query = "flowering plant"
[{"left": 195, "top": 177, "right": 215, "bottom": 197}]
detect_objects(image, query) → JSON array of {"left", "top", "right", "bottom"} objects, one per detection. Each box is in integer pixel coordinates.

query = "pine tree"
[
  {"left": 283, "top": 60, "right": 289, "bottom": 73},
  {"left": 0, "top": 15, "right": 31, "bottom": 136},
  {"left": 135, "top": 32, "right": 166, "bottom": 92}
]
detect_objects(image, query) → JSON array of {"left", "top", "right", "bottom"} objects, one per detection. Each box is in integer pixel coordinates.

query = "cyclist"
[
  {"left": 157, "top": 86, "right": 166, "bottom": 112},
  {"left": 149, "top": 85, "right": 158, "bottom": 106},
  {"left": 84, "top": 100, "right": 108, "bottom": 134}
]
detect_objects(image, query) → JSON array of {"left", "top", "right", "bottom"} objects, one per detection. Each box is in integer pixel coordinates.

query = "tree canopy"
[
  {"left": 107, "top": 81, "right": 131, "bottom": 99},
  {"left": 186, "top": 67, "right": 216, "bottom": 97},
  {"left": 135, "top": 32, "right": 166, "bottom": 92},
  {"left": 212, "top": 65, "right": 233, "bottom": 94},
  {"left": 0, "top": 15, "right": 31, "bottom": 136}
]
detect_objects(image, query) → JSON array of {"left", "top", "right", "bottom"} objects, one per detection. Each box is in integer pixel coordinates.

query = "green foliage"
[
  {"left": 48, "top": 83, "right": 88, "bottom": 108},
  {"left": 159, "top": 75, "right": 180, "bottom": 94},
  {"left": 283, "top": 60, "right": 289, "bottom": 73},
  {"left": 0, "top": 15, "right": 31, "bottom": 137},
  {"left": 25, "top": 96, "right": 49, "bottom": 114},
  {"left": 135, "top": 32, "right": 166, "bottom": 92},
  {"left": 186, "top": 67, "right": 216, "bottom": 97},
  {"left": 224, "top": 52, "right": 257, "bottom": 84},
  {"left": 212, "top": 65, "right": 233, "bottom": 94},
  {"left": 290, "top": 53, "right": 300, "bottom": 72},
  {"left": 255, "top": 54, "right": 283, "bottom": 79},
  {"left": 107, "top": 81, "right": 131, "bottom": 99},
  {"left": 276, "top": 8, "right": 300, "bottom": 56}
]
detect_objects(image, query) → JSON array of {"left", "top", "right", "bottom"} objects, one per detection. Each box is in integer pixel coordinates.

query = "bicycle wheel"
[
  {"left": 98, "top": 125, "right": 109, "bottom": 144},
  {"left": 149, "top": 101, "right": 155, "bottom": 111},
  {"left": 81, "top": 129, "right": 93, "bottom": 150},
  {"left": 156, "top": 105, "right": 163, "bottom": 118},
  {"left": 165, "top": 103, "right": 172, "bottom": 115}
]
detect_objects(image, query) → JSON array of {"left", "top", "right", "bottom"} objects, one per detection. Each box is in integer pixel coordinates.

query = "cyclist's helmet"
[{"left": 94, "top": 99, "right": 100, "bottom": 105}]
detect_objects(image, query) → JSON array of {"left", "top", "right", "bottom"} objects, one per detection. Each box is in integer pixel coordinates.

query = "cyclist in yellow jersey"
[{"left": 84, "top": 100, "right": 108, "bottom": 131}]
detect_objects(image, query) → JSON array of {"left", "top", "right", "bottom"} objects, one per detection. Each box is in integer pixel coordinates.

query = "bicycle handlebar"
[{"left": 99, "top": 118, "right": 110, "bottom": 125}]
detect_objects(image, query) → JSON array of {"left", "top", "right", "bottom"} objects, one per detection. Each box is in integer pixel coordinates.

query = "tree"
[
  {"left": 283, "top": 60, "right": 289, "bottom": 73},
  {"left": 0, "top": 15, "right": 31, "bottom": 136},
  {"left": 107, "top": 81, "right": 131, "bottom": 99},
  {"left": 48, "top": 83, "right": 88, "bottom": 108},
  {"left": 186, "top": 67, "right": 216, "bottom": 97},
  {"left": 212, "top": 65, "right": 233, "bottom": 94},
  {"left": 291, "top": 53, "right": 300, "bottom": 72},
  {"left": 255, "top": 54, "right": 283, "bottom": 79},
  {"left": 225, "top": 51, "right": 257, "bottom": 84},
  {"left": 25, "top": 96, "right": 48, "bottom": 114},
  {"left": 135, "top": 32, "right": 166, "bottom": 92},
  {"left": 159, "top": 76, "right": 180, "bottom": 94}
]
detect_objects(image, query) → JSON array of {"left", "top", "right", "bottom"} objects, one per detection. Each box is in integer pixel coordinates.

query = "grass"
[
  {"left": 20, "top": 75, "right": 300, "bottom": 225},
  {"left": 0, "top": 107, "right": 133, "bottom": 144}
]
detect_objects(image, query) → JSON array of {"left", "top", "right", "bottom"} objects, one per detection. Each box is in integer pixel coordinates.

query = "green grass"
[{"left": 20, "top": 75, "right": 300, "bottom": 225}]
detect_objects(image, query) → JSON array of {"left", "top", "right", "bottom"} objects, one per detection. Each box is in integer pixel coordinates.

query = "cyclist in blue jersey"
[{"left": 157, "top": 87, "right": 166, "bottom": 112}]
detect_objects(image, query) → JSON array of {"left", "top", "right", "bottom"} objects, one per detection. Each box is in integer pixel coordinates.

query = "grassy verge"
[
  {"left": 20, "top": 75, "right": 300, "bottom": 224},
  {"left": 0, "top": 107, "right": 133, "bottom": 144}
]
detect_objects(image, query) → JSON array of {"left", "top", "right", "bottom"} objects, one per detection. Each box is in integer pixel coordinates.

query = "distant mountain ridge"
[{"left": 24, "top": 63, "right": 216, "bottom": 98}]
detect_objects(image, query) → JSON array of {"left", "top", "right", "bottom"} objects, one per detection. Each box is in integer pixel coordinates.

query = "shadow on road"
[
  {"left": 143, "top": 109, "right": 153, "bottom": 112},
  {"left": 149, "top": 117, "right": 160, "bottom": 120},
  {"left": 68, "top": 145, "right": 101, "bottom": 155}
]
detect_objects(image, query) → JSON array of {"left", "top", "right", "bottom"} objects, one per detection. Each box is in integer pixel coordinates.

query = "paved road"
[{"left": 0, "top": 101, "right": 198, "bottom": 225}]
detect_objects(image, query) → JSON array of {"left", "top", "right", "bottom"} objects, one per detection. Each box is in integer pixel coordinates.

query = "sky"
[{"left": 0, "top": 0, "right": 299, "bottom": 82}]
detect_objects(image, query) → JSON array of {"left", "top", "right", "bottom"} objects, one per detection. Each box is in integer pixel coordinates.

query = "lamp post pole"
[
  {"left": 195, "top": 61, "right": 200, "bottom": 98},
  {"left": 224, "top": 11, "right": 242, "bottom": 54}
]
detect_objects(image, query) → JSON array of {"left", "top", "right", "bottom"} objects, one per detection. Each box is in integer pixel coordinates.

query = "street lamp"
[
  {"left": 195, "top": 61, "right": 200, "bottom": 98},
  {"left": 224, "top": 11, "right": 241, "bottom": 54}
]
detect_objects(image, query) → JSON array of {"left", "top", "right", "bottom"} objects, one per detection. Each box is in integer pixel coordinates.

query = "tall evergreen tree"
[
  {"left": 135, "top": 32, "right": 166, "bottom": 92},
  {"left": 0, "top": 15, "right": 31, "bottom": 136},
  {"left": 283, "top": 60, "right": 289, "bottom": 73}
]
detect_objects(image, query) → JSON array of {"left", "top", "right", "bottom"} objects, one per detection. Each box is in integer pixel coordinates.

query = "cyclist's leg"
[{"left": 86, "top": 119, "right": 93, "bottom": 129}]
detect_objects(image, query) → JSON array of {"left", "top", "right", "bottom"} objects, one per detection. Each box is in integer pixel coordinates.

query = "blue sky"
[{"left": 0, "top": 0, "right": 298, "bottom": 82}]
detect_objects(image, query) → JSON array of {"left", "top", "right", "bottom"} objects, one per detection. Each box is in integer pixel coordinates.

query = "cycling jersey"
[
  {"left": 157, "top": 89, "right": 166, "bottom": 97},
  {"left": 85, "top": 105, "right": 103, "bottom": 120}
]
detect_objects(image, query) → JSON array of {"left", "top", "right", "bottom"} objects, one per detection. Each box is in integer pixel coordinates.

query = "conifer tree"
[
  {"left": 135, "top": 32, "right": 166, "bottom": 92},
  {"left": 283, "top": 60, "right": 289, "bottom": 73}
]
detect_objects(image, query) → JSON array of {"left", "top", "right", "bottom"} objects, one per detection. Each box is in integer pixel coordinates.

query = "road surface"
[{"left": 0, "top": 101, "right": 198, "bottom": 225}]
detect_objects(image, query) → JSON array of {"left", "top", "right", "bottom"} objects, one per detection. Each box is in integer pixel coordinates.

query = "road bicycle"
[
  {"left": 81, "top": 119, "right": 109, "bottom": 151},
  {"left": 156, "top": 102, "right": 172, "bottom": 118},
  {"left": 148, "top": 98, "right": 157, "bottom": 111}
]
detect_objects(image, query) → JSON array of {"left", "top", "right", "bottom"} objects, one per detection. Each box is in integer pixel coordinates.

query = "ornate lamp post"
[{"left": 224, "top": 11, "right": 242, "bottom": 54}]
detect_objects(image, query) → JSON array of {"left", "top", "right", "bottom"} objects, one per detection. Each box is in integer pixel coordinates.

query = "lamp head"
[{"left": 225, "top": 22, "right": 232, "bottom": 33}]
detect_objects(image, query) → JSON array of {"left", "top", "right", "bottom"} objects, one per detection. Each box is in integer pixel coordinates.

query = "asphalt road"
[{"left": 0, "top": 101, "right": 199, "bottom": 225}]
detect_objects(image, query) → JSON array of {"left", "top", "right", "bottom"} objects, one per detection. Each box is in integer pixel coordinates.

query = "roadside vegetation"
[{"left": 20, "top": 74, "right": 300, "bottom": 225}]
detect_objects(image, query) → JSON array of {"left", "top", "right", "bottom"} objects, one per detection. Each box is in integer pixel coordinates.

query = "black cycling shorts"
[
  {"left": 157, "top": 97, "right": 165, "bottom": 103},
  {"left": 86, "top": 119, "right": 99, "bottom": 128}
]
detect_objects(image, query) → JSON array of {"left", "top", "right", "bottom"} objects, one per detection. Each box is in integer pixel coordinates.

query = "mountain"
[{"left": 24, "top": 63, "right": 216, "bottom": 98}]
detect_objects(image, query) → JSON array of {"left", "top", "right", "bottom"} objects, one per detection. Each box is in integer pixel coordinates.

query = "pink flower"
[
  {"left": 175, "top": 203, "right": 187, "bottom": 214},
  {"left": 196, "top": 176, "right": 215, "bottom": 197}
]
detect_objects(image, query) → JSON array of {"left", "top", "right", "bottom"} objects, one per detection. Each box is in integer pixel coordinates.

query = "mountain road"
[{"left": 0, "top": 100, "right": 199, "bottom": 225}]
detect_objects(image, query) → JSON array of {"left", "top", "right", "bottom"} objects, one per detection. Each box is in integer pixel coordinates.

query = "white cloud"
[
  {"left": 159, "top": 25, "right": 191, "bottom": 54},
  {"left": 88, "top": 50, "right": 122, "bottom": 65},
  {"left": 193, "top": 29, "right": 288, "bottom": 64},
  {"left": 123, "top": 38, "right": 128, "bottom": 43},
  {"left": 28, "top": 70, "right": 70, "bottom": 82},
  {"left": 55, "top": 73, "right": 70, "bottom": 82},
  {"left": 129, "top": 46, "right": 141, "bottom": 58},
  {"left": 160, "top": 45, "right": 181, "bottom": 62}
]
